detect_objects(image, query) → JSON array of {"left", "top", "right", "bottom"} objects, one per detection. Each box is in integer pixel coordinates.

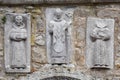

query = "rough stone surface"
[
  {"left": 24, "top": 64, "right": 93, "bottom": 80},
  {"left": 1, "top": 0, "right": 120, "bottom": 4},
  {"left": 32, "top": 46, "right": 47, "bottom": 64}
]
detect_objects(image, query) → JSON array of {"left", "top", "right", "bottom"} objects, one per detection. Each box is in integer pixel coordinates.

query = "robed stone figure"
[
  {"left": 10, "top": 15, "right": 27, "bottom": 69},
  {"left": 48, "top": 9, "right": 70, "bottom": 64},
  {"left": 90, "top": 22, "right": 111, "bottom": 68}
]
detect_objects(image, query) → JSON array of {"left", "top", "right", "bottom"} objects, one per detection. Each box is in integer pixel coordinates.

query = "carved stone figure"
[
  {"left": 86, "top": 17, "right": 114, "bottom": 69},
  {"left": 10, "top": 15, "right": 27, "bottom": 69},
  {"left": 90, "top": 21, "right": 110, "bottom": 67},
  {"left": 46, "top": 8, "right": 73, "bottom": 64},
  {"left": 5, "top": 13, "right": 31, "bottom": 73}
]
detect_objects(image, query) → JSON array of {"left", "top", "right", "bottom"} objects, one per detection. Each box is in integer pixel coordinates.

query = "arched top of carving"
[{"left": 41, "top": 76, "right": 82, "bottom": 80}]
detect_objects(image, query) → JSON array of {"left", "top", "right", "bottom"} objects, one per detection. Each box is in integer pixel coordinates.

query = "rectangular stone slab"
[
  {"left": 46, "top": 8, "right": 73, "bottom": 64},
  {"left": 86, "top": 17, "right": 114, "bottom": 69},
  {"left": 4, "top": 13, "right": 31, "bottom": 73}
]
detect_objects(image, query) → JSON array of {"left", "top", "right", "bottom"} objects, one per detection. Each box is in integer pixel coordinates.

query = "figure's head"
[
  {"left": 54, "top": 8, "right": 63, "bottom": 21},
  {"left": 15, "top": 15, "right": 23, "bottom": 24}
]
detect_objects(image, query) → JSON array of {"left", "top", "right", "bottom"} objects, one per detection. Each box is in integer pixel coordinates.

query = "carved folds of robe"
[
  {"left": 90, "top": 27, "right": 111, "bottom": 67},
  {"left": 10, "top": 23, "right": 27, "bottom": 69},
  {"left": 49, "top": 20, "right": 68, "bottom": 64}
]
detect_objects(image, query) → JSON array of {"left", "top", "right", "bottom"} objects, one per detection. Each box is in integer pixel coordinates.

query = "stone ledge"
[{"left": 1, "top": 0, "right": 120, "bottom": 5}]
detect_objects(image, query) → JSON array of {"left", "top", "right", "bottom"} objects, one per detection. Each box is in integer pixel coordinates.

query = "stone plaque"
[
  {"left": 46, "top": 8, "right": 73, "bottom": 64},
  {"left": 86, "top": 17, "right": 114, "bottom": 69},
  {"left": 4, "top": 13, "right": 31, "bottom": 73}
]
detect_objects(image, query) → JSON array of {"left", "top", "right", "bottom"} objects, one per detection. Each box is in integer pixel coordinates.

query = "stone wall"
[
  {"left": 0, "top": 1, "right": 120, "bottom": 80},
  {"left": 0, "top": 0, "right": 120, "bottom": 4}
]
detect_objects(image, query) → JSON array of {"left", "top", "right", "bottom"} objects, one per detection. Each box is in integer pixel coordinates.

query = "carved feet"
[{"left": 10, "top": 64, "right": 26, "bottom": 69}]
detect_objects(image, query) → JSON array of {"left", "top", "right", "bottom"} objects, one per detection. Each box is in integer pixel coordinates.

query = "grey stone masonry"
[{"left": 0, "top": 0, "right": 120, "bottom": 4}]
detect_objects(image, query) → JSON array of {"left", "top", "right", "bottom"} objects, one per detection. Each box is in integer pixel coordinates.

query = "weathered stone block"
[
  {"left": 86, "top": 17, "right": 114, "bottom": 69},
  {"left": 4, "top": 13, "right": 31, "bottom": 73}
]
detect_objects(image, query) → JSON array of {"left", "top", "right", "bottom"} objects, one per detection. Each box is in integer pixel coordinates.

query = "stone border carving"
[{"left": 0, "top": 0, "right": 120, "bottom": 4}]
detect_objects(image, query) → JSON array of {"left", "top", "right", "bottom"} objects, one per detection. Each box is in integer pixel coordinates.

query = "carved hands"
[
  {"left": 16, "top": 33, "right": 27, "bottom": 40},
  {"left": 90, "top": 28, "right": 110, "bottom": 41},
  {"left": 10, "top": 33, "right": 27, "bottom": 41}
]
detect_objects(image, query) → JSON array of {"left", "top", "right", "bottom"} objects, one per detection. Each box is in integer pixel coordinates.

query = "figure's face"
[
  {"left": 15, "top": 15, "right": 23, "bottom": 23},
  {"left": 54, "top": 9, "right": 63, "bottom": 20},
  {"left": 55, "top": 12, "right": 62, "bottom": 20}
]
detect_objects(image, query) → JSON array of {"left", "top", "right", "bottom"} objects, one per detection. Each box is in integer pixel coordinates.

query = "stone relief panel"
[
  {"left": 86, "top": 17, "right": 114, "bottom": 69},
  {"left": 46, "top": 8, "right": 74, "bottom": 64},
  {"left": 4, "top": 13, "right": 31, "bottom": 73}
]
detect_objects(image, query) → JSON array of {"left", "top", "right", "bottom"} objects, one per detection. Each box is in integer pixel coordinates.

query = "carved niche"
[
  {"left": 4, "top": 13, "right": 31, "bottom": 73},
  {"left": 86, "top": 17, "right": 114, "bottom": 69},
  {"left": 46, "top": 8, "right": 73, "bottom": 64}
]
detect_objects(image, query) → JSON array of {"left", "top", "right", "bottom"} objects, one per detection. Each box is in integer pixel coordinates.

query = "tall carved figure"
[
  {"left": 5, "top": 13, "right": 31, "bottom": 73},
  {"left": 10, "top": 15, "right": 27, "bottom": 69},
  {"left": 46, "top": 8, "right": 73, "bottom": 64},
  {"left": 86, "top": 17, "right": 114, "bottom": 69},
  {"left": 90, "top": 21, "right": 111, "bottom": 67}
]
